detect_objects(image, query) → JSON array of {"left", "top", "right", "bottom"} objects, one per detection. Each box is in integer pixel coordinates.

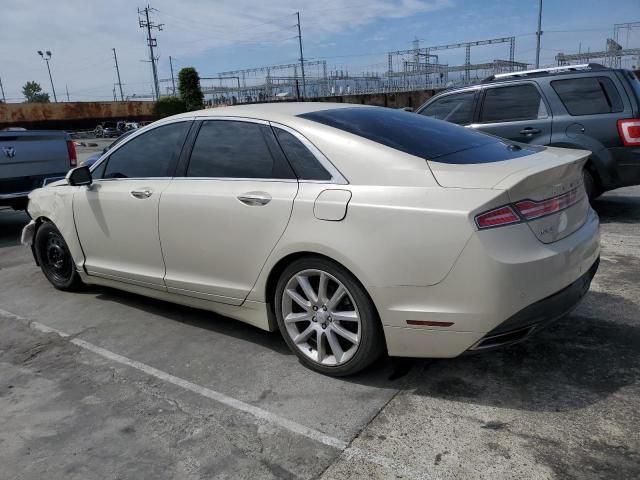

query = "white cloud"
[{"left": 0, "top": 0, "right": 452, "bottom": 101}]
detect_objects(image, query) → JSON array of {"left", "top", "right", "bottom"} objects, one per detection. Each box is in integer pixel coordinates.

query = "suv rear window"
[
  {"left": 551, "top": 77, "right": 623, "bottom": 115},
  {"left": 299, "top": 107, "right": 539, "bottom": 164}
]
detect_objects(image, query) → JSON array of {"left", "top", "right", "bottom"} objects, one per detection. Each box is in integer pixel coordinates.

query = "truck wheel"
[{"left": 34, "top": 222, "right": 85, "bottom": 291}]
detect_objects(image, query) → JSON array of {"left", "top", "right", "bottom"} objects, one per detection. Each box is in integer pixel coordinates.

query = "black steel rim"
[{"left": 41, "top": 232, "right": 73, "bottom": 283}]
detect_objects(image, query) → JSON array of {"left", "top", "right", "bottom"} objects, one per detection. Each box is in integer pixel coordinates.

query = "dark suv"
[{"left": 416, "top": 64, "right": 640, "bottom": 198}]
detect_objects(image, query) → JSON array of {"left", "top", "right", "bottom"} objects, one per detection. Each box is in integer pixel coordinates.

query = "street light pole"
[
  {"left": 535, "top": 0, "right": 543, "bottom": 69},
  {"left": 37, "top": 50, "right": 58, "bottom": 102}
]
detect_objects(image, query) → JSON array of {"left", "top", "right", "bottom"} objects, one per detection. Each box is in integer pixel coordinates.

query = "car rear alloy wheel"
[{"left": 275, "top": 258, "right": 383, "bottom": 376}]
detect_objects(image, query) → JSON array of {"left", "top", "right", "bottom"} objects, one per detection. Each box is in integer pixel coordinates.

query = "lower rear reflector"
[{"left": 406, "top": 320, "right": 454, "bottom": 327}]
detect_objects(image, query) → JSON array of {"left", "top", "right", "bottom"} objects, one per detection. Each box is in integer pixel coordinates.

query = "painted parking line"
[{"left": 0, "top": 308, "right": 433, "bottom": 480}]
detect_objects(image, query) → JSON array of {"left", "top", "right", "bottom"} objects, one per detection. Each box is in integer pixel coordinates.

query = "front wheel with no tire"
[
  {"left": 34, "top": 222, "right": 85, "bottom": 291},
  {"left": 274, "top": 257, "right": 384, "bottom": 376}
]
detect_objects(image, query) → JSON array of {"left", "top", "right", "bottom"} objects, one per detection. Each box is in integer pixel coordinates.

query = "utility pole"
[
  {"left": 138, "top": 5, "right": 163, "bottom": 100},
  {"left": 0, "top": 76, "right": 5, "bottom": 103},
  {"left": 169, "top": 55, "right": 176, "bottom": 96},
  {"left": 535, "top": 0, "right": 543, "bottom": 68},
  {"left": 113, "top": 85, "right": 117, "bottom": 102},
  {"left": 112, "top": 48, "right": 124, "bottom": 101},
  {"left": 65, "top": 84, "right": 70, "bottom": 102},
  {"left": 296, "top": 12, "right": 307, "bottom": 99}
]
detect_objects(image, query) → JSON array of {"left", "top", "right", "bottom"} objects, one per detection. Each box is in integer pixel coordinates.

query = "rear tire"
[
  {"left": 583, "top": 168, "right": 601, "bottom": 201},
  {"left": 274, "top": 257, "right": 384, "bottom": 376},
  {"left": 34, "top": 222, "right": 85, "bottom": 291}
]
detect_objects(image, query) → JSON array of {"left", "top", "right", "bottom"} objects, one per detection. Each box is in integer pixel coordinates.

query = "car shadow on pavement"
[
  {"left": 84, "top": 284, "right": 421, "bottom": 385},
  {"left": 406, "top": 290, "right": 640, "bottom": 412},
  {"left": 592, "top": 193, "right": 640, "bottom": 224}
]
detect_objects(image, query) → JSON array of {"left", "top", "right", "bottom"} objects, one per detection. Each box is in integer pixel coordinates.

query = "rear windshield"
[{"left": 298, "top": 107, "right": 539, "bottom": 164}]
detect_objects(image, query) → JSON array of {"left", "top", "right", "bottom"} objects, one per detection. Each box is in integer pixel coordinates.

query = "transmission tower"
[{"left": 138, "top": 5, "right": 164, "bottom": 100}]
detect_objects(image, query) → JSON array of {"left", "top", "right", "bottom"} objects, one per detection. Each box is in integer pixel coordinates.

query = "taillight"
[
  {"left": 515, "top": 187, "right": 582, "bottom": 220},
  {"left": 66, "top": 140, "right": 77, "bottom": 167},
  {"left": 618, "top": 119, "right": 640, "bottom": 146},
  {"left": 475, "top": 206, "right": 520, "bottom": 229},
  {"left": 475, "top": 186, "right": 584, "bottom": 229}
]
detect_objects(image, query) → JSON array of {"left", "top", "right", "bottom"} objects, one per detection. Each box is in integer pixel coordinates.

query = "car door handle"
[
  {"left": 130, "top": 188, "right": 153, "bottom": 199},
  {"left": 237, "top": 193, "right": 271, "bottom": 206},
  {"left": 520, "top": 127, "right": 541, "bottom": 135}
]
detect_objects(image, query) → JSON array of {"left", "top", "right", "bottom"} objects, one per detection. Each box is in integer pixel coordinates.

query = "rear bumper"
[
  {"left": 467, "top": 256, "right": 598, "bottom": 351},
  {"left": 376, "top": 208, "right": 600, "bottom": 358},
  {"left": 0, "top": 174, "right": 66, "bottom": 205}
]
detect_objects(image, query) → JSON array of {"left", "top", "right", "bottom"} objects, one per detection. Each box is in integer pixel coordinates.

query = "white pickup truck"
[{"left": 0, "top": 130, "right": 77, "bottom": 209}]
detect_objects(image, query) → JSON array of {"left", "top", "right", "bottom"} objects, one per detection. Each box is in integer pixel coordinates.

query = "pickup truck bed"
[{"left": 1, "top": 130, "right": 75, "bottom": 209}]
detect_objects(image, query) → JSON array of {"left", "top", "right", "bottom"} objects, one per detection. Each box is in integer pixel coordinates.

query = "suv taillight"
[
  {"left": 66, "top": 140, "right": 77, "bottom": 167},
  {"left": 617, "top": 119, "right": 640, "bottom": 146}
]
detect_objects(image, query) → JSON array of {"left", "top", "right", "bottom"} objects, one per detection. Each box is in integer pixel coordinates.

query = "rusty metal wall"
[
  {"left": 313, "top": 90, "right": 437, "bottom": 109},
  {"left": 0, "top": 101, "right": 158, "bottom": 130},
  {"left": 1, "top": 90, "right": 437, "bottom": 130}
]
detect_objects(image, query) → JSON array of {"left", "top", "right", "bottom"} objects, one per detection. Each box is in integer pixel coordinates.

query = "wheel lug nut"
[
  {"left": 321, "top": 323, "right": 326, "bottom": 329},
  {"left": 313, "top": 306, "right": 318, "bottom": 311},
  {"left": 323, "top": 306, "right": 327, "bottom": 311},
  {"left": 328, "top": 316, "right": 332, "bottom": 322},
  {"left": 312, "top": 316, "right": 317, "bottom": 322}
]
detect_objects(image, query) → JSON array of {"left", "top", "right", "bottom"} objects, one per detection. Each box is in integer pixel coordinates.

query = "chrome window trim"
[
  {"left": 268, "top": 121, "right": 348, "bottom": 185},
  {"left": 89, "top": 117, "right": 195, "bottom": 174},
  {"left": 172, "top": 177, "right": 298, "bottom": 183},
  {"left": 92, "top": 177, "right": 173, "bottom": 183},
  {"left": 194, "top": 115, "right": 270, "bottom": 126}
]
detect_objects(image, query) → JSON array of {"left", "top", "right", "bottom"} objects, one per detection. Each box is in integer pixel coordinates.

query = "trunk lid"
[{"left": 428, "top": 146, "right": 591, "bottom": 243}]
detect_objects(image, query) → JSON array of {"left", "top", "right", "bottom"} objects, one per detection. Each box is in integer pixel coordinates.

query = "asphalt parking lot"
[{"left": 0, "top": 168, "right": 639, "bottom": 478}]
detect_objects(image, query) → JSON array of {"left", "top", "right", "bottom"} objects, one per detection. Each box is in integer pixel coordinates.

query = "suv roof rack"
[{"left": 481, "top": 63, "right": 607, "bottom": 83}]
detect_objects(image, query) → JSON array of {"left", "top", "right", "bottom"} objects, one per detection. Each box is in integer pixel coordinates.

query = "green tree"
[
  {"left": 22, "top": 81, "right": 50, "bottom": 103},
  {"left": 178, "top": 67, "right": 204, "bottom": 111},
  {"left": 154, "top": 96, "right": 186, "bottom": 117}
]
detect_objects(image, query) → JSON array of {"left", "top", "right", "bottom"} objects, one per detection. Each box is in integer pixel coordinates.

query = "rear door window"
[
  {"left": 186, "top": 120, "right": 295, "bottom": 179},
  {"left": 551, "top": 77, "right": 623, "bottom": 115},
  {"left": 480, "top": 84, "right": 548, "bottom": 123},
  {"left": 418, "top": 91, "right": 476, "bottom": 125}
]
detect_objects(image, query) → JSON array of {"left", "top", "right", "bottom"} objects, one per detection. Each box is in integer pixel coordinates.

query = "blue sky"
[{"left": 1, "top": 0, "right": 638, "bottom": 101}]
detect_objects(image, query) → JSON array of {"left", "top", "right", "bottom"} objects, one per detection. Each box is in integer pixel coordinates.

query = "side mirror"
[{"left": 67, "top": 166, "right": 93, "bottom": 186}]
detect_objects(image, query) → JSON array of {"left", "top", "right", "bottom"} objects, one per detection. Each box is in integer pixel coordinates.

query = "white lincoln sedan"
[{"left": 22, "top": 103, "right": 600, "bottom": 376}]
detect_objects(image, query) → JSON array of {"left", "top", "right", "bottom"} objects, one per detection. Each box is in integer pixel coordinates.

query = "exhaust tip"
[{"left": 470, "top": 325, "right": 537, "bottom": 351}]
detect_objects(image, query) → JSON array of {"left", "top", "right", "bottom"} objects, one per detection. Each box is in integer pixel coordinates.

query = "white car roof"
[{"left": 171, "top": 102, "right": 369, "bottom": 124}]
